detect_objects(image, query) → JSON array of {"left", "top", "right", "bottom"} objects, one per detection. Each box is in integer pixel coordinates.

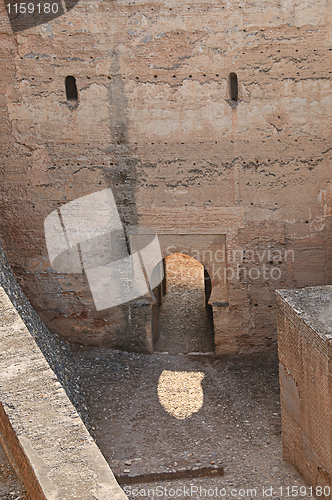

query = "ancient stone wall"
[
  {"left": 0, "top": 240, "right": 89, "bottom": 423},
  {"left": 0, "top": 0, "right": 332, "bottom": 353},
  {"left": 0, "top": 282, "right": 127, "bottom": 500},
  {"left": 277, "top": 287, "right": 332, "bottom": 495}
]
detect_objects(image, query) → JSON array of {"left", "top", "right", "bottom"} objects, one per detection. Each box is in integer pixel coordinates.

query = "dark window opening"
[
  {"left": 65, "top": 76, "right": 78, "bottom": 101},
  {"left": 229, "top": 72, "right": 238, "bottom": 102}
]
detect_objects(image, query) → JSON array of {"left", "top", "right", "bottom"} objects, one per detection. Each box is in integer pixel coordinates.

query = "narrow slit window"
[
  {"left": 229, "top": 72, "right": 238, "bottom": 102},
  {"left": 65, "top": 76, "right": 78, "bottom": 101}
]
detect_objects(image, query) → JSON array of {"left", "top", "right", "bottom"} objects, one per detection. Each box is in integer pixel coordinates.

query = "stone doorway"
[{"left": 154, "top": 253, "right": 214, "bottom": 354}]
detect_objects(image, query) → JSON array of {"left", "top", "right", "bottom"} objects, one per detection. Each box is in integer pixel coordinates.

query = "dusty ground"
[
  {"left": 0, "top": 253, "right": 317, "bottom": 500},
  {"left": 0, "top": 443, "right": 28, "bottom": 500},
  {"left": 155, "top": 254, "right": 214, "bottom": 354},
  {"left": 72, "top": 349, "right": 315, "bottom": 499},
  {"left": 71, "top": 256, "right": 315, "bottom": 499}
]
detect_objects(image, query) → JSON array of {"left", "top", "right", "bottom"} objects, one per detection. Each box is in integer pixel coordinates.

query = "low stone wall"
[
  {"left": 0, "top": 242, "right": 88, "bottom": 424},
  {"left": 276, "top": 287, "right": 332, "bottom": 497},
  {"left": 0, "top": 283, "right": 128, "bottom": 500}
]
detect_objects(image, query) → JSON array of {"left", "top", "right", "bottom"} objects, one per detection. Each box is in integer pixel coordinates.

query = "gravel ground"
[
  {"left": 0, "top": 442, "right": 28, "bottom": 500},
  {"left": 72, "top": 349, "right": 315, "bottom": 500},
  {"left": 71, "top": 253, "right": 315, "bottom": 499},
  {"left": 0, "top": 249, "right": 315, "bottom": 499},
  {"left": 155, "top": 253, "right": 214, "bottom": 354}
]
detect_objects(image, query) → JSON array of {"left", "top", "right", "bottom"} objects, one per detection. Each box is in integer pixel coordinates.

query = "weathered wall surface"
[
  {"left": 0, "top": 0, "right": 332, "bottom": 353},
  {"left": 0, "top": 283, "right": 128, "bottom": 500},
  {"left": 0, "top": 240, "right": 89, "bottom": 424},
  {"left": 277, "top": 287, "right": 332, "bottom": 495}
]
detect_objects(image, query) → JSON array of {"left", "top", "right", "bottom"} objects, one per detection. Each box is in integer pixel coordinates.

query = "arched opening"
[
  {"left": 154, "top": 253, "right": 214, "bottom": 354},
  {"left": 229, "top": 72, "right": 238, "bottom": 102},
  {"left": 65, "top": 75, "right": 78, "bottom": 101}
]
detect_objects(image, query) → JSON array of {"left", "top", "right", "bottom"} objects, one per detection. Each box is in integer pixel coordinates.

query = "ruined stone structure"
[
  {"left": 1, "top": 0, "right": 332, "bottom": 355},
  {"left": 0, "top": 277, "right": 127, "bottom": 500},
  {"left": 277, "top": 287, "right": 332, "bottom": 496}
]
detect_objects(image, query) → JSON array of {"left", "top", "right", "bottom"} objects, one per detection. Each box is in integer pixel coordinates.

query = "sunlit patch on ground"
[{"left": 157, "top": 370, "right": 205, "bottom": 419}]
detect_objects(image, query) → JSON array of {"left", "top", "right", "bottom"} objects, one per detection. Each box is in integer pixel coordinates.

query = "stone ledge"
[
  {"left": 276, "top": 286, "right": 332, "bottom": 342},
  {"left": 0, "top": 285, "right": 128, "bottom": 500}
]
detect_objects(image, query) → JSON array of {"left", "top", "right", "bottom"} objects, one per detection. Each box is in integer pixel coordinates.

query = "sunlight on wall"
[
  {"left": 157, "top": 370, "right": 205, "bottom": 419},
  {"left": 165, "top": 253, "right": 205, "bottom": 292}
]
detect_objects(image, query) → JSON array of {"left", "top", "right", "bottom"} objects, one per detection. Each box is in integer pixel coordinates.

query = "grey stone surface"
[
  {"left": 276, "top": 286, "right": 332, "bottom": 340},
  {"left": 0, "top": 242, "right": 89, "bottom": 425},
  {"left": 0, "top": 284, "right": 128, "bottom": 500}
]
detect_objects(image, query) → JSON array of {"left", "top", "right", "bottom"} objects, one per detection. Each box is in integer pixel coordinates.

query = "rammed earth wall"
[{"left": 1, "top": 0, "right": 332, "bottom": 353}]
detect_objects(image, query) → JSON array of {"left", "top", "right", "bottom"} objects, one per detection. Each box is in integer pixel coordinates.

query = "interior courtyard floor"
[
  {"left": 71, "top": 348, "right": 315, "bottom": 500},
  {"left": 69, "top": 252, "right": 315, "bottom": 499}
]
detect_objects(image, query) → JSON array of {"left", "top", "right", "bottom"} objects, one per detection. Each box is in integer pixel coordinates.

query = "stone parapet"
[
  {"left": 0, "top": 284, "right": 127, "bottom": 500},
  {"left": 276, "top": 286, "right": 332, "bottom": 497}
]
